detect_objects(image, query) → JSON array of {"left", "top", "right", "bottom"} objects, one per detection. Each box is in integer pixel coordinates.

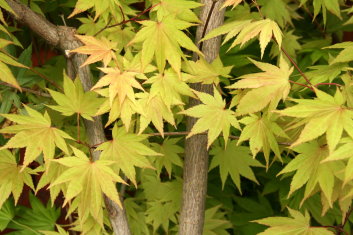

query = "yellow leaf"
[
  {"left": 96, "top": 125, "right": 161, "bottom": 186},
  {"left": 220, "top": 0, "right": 242, "bottom": 9},
  {"left": 0, "top": 105, "right": 73, "bottom": 168},
  {"left": 50, "top": 147, "right": 125, "bottom": 225},
  {"left": 254, "top": 208, "right": 334, "bottom": 235},
  {"left": 276, "top": 89, "right": 353, "bottom": 153},
  {"left": 92, "top": 67, "right": 144, "bottom": 106},
  {"left": 0, "top": 150, "right": 35, "bottom": 208},
  {"left": 128, "top": 16, "right": 202, "bottom": 73}
]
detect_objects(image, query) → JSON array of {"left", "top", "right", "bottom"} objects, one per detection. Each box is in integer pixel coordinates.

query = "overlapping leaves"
[
  {"left": 228, "top": 57, "right": 293, "bottom": 115},
  {"left": 0, "top": 106, "right": 72, "bottom": 168},
  {"left": 180, "top": 87, "right": 240, "bottom": 148}
]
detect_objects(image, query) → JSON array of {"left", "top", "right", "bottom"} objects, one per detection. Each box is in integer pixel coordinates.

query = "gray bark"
[
  {"left": 5, "top": 1, "right": 131, "bottom": 234},
  {"left": 179, "top": 1, "right": 225, "bottom": 234}
]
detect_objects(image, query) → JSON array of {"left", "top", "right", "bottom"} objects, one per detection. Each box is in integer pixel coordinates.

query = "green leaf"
[
  {"left": 48, "top": 73, "right": 103, "bottom": 120},
  {"left": 180, "top": 87, "right": 240, "bottom": 148},
  {"left": 150, "top": 138, "right": 183, "bottom": 177},
  {"left": 276, "top": 89, "right": 353, "bottom": 153},
  {"left": 150, "top": 0, "right": 202, "bottom": 22},
  {"left": 202, "top": 19, "right": 282, "bottom": 58},
  {"left": 228, "top": 57, "right": 292, "bottom": 115},
  {"left": 50, "top": 147, "right": 124, "bottom": 225},
  {"left": 203, "top": 206, "right": 232, "bottom": 235},
  {"left": 209, "top": 141, "right": 263, "bottom": 192},
  {"left": 278, "top": 141, "right": 344, "bottom": 205},
  {"left": 254, "top": 208, "right": 334, "bottom": 235},
  {"left": 0, "top": 198, "right": 15, "bottom": 231},
  {"left": 97, "top": 125, "right": 160, "bottom": 186},
  {"left": 0, "top": 105, "right": 73, "bottom": 168},
  {"left": 0, "top": 149, "right": 35, "bottom": 208},
  {"left": 182, "top": 57, "right": 232, "bottom": 84},
  {"left": 237, "top": 113, "right": 288, "bottom": 166},
  {"left": 128, "top": 16, "right": 202, "bottom": 73},
  {"left": 8, "top": 193, "right": 60, "bottom": 235}
]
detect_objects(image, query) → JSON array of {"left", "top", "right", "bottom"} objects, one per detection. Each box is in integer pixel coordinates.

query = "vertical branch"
[
  {"left": 4, "top": 0, "right": 132, "bottom": 234},
  {"left": 179, "top": 1, "right": 225, "bottom": 234}
]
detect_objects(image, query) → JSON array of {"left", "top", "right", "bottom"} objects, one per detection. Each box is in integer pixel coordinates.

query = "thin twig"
[
  {"left": 29, "top": 67, "right": 63, "bottom": 91},
  {"left": 315, "top": 82, "right": 342, "bottom": 87},
  {"left": 94, "top": 3, "right": 160, "bottom": 37},
  {"left": 0, "top": 82, "right": 51, "bottom": 97},
  {"left": 289, "top": 80, "right": 313, "bottom": 89},
  {"left": 77, "top": 113, "right": 80, "bottom": 142}
]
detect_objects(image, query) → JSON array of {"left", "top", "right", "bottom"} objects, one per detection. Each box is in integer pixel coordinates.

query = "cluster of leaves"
[{"left": 2, "top": 0, "right": 353, "bottom": 234}]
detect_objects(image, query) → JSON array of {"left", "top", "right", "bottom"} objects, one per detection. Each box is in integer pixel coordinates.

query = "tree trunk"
[
  {"left": 179, "top": 1, "right": 225, "bottom": 235},
  {"left": 4, "top": 1, "right": 131, "bottom": 234}
]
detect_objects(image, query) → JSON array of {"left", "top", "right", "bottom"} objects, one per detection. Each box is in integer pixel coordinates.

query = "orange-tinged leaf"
[
  {"left": 220, "top": 0, "right": 242, "bottom": 9},
  {"left": 50, "top": 147, "right": 125, "bottom": 223},
  {"left": 0, "top": 149, "right": 35, "bottom": 208},
  {"left": 228, "top": 57, "right": 292, "bottom": 115},
  {"left": 254, "top": 208, "right": 334, "bottom": 235},
  {"left": 70, "top": 35, "right": 117, "bottom": 67},
  {"left": 180, "top": 87, "right": 240, "bottom": 148},
  {"left": 96, "top": 125, "right": 161, "bottom": 186},
  {"left": 92, "top": 67, "right": 144, "bottom": 106},
  {"left": 0, "top": 105, "right": 73, "bottom": 168}
]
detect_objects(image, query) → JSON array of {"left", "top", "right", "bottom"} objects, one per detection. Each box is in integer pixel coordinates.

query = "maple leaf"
[
  {"left": 145, "top": 68, "right": 195, "bottom": 108},
  {"left": 50, "top": 147, "right": 125, "bottom": 223},
  {"left": 180, "top": 87, "right": 240, "bottom": 148},
  {"left": 237, "top": 113, "right": 288, "bottom": 166},
  {"left": 0, "top": 61, "right": 21, "bottom": 90},
  {"left": 0, "top": 149, "right": 35, "bottom": 208},
  {"left": 202, "top": 19, "right": 282, "bottom": 58},
  {"left": 254, "top": 208, "right": 334, "bottom": 235},
  {"left": 128, "top": 16, "right": 202, "bottom": 73},
  {"left": 137, "top": 92, "right": 176, "bottom": 136},
  {"left": 36, "top": 161, "right": 68, "bottom": 205},
  {"left": 70, "top": 35, "right": 117, "bottom": 67},
  {"left": 68, "top": 0, "right": 120, "bottom": 20},
  {"left": 228, "top": 57, "right": 293, "bottom": 115},
  {"left": 203, "top": 206, "right": 232, "bottom": 235},
  {"left": 142, "top": 170, "right": 182, "bottom": 232},
  {"left": 182, "top": 57, "right": 232, "bottom": 85},
  {"left": 150, "top": 138, "right": 183, "bottom": 177},
  {"left": 278, "top": 141, "right": 344, "bottom": 205},
  {"left": 96, "top": 125, "right": 160, "bottom": 186},
  {"left": 276, "top": 89, "right": 353, "bottom": 153},
  {"left": 150, "top": 0, "right": 202, "bottom": 22},
  {"left": 209, "top": 141, "right": 263, "bottom": 192},
  {"left": 300, "top": 0, "right": 341, "bottom": 25},
  {"left": 96, "top": 90, "right": 143, "bottom": 129},
  {"left": 0, "top": 106, "right": 73, "bottom": 168},
  {"left": 221, "top": 0, "right": 242, "bottom": 9},
  {"left": 258, "top": 0, "right": 293, "bottom": 28},
  {"left": 324, "top": 42, "right": 353, "bottom": 65},
  {"left": 47, "top": 74, "right": 103, "bottom": 121},
  {"left": 91, "top": 67, "right": 144, "bottom": 106}
]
